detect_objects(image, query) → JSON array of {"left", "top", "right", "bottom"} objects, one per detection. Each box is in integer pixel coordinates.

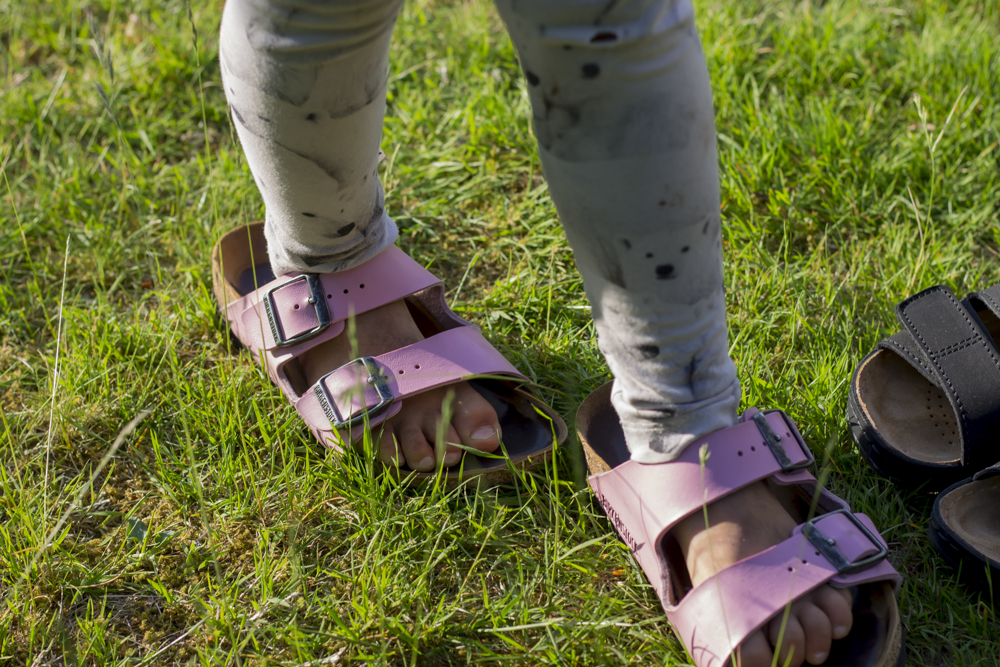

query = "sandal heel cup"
[
  {"left": 578, "top": 381, "right": 905, "bottom": 667},
  {"left": 212, "top": 222, "right": 567, "bottom": 484},
  {"left": 929, "top": 466, "right": 1000, "bottom": 596}
]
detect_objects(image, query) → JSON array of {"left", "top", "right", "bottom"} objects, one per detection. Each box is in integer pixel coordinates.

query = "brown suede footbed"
[
  {"left": 938, "top": 476, "right": 1000, "bottom": 560},
  {"left": 856, "top": 349, "right": 961, "bottom": 464}
]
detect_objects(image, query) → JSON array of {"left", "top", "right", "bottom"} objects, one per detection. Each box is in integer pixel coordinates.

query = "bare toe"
[
  {"left": 768, "top": 612, "right": 806, "bottom": 667},
  {"left": 396, "top": 417, "right": 435, "bottom": 471},
  {"left": 378, "top": 422, "right": 401, "bottom": 467},
  {"left": 797, "top": 601, "right": 833, "bottom": 665},
  {"left": 421, "top": 410, "right": 462, "bottom": 467},
  {"left": 451, "top": 382, "right": 501, "bottom": 453},
  {"left": 813, "top": 585, "right": 853, "bottom": 640},
  {"left": 736, "top": 630, "right": 773, "bottom": 667}
]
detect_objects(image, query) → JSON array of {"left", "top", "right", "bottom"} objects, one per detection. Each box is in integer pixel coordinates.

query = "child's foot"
[
  {"left": 298, "top": 299, "right": 503, "bottom": 471},
  {"left": 674, "top": 480, "right": 854, "bottom": 667}
]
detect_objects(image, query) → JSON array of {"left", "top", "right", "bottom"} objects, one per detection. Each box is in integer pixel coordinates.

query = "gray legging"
[{"left": 219, "top": 0, "right": 741, "bottom": 463}]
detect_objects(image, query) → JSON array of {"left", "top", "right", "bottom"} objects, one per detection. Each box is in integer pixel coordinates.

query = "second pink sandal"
[{"left": 578, "top": 382, "right": 904, "bottom": 667}]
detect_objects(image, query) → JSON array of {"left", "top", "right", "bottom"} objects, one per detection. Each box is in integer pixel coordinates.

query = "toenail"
[
  {"left": 443, "top": 451, "right": 461, "bottom": 466},
  {"left": 833, "top": 625, "right": 849, "bottom": 639},
  {"left": 471, "top": 426, "right": 497, "bottom": 441},
  {"left": 417, "top": 455, "right": 434, "bottom": 471}
]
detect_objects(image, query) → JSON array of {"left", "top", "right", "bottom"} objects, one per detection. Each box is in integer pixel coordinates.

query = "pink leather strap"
[
  {"left": 294, "top": 327, "right": 527, "bottom": 439},
  {"left": 670, "top": 511, "right": 901, "bottom": 667},
  {"left": 590, "top": 411, "right": 812, "bottom": 545},
  {"left": 231, "top": 246, "right": 441, "bottom": 354}
]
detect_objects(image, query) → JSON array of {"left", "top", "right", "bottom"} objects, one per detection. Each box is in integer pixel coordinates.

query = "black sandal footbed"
[
  {"left": 848, "top": 284, "right": 1000, "bottom": 491},
  {"left": 929, "top": 463, "right": 1000, "bottom": 595}
]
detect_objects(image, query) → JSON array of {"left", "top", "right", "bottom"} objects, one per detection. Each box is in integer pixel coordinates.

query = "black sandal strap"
[
  {"left": 966, "top": 283, "right": 1000, "bottom": 321},
  {"left": 876, "top": 331, "right": 940, "bottom": 387},
  {"left": 896, "top": 285, "right": 1000, "bottom": 466}
]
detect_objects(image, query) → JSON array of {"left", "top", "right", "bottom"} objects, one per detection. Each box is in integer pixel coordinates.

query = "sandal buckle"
[
  {"left": 752, "top": 410, "right": 815, "bottom": 472},
  {"left": 803, "top": 508, "right": 889, "bottom": 574},
  {"left": 263, "top": 274, "right": 332, "bottom": 347},
  {"left": 314, "top": 356, "right": 394, "bottom": 430}
]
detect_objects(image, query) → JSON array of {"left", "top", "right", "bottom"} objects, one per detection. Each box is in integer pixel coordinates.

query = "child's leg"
[
  {"left": 219, "top": 0, "right": 504, "bottom": 472},
  {"left": 495, "top": 0, "right": 738, "bottom": 463},
  {"left": 495, "top": 2, "right": 851, "bottom": 665},
  {"left": 219, "top": 0, "right": 402, "bottom": 276}
]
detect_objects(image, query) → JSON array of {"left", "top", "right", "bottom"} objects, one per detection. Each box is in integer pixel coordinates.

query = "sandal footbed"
[
  {"left": 930, "top": 476, "right": 1000, "bottom": 594},
  {"left": 848, "top": 351, "right": 966, "bottom": 491},
  {"left": 849, "top": 299, "right": 1000, "bottom": 489},
  {"left": 855, "top": 350, "right": 961, "bottom": 464},
  {"left": 212, "top": 222, "right": 566, "bottom": 485},
  {"left": 578, "top": 381, "right": 904, "bottom": 667}
]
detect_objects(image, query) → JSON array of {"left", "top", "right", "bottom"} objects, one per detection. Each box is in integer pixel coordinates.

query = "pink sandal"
[
  {"left": 212, "top": 222, "right": 567, "bottom": 482},
  {"left": 577, "top": 382, "right": 904, "bottom": 667}
]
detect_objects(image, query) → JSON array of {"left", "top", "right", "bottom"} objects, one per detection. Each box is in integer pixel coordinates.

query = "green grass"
[{"left": 2, "top": 0, "right": 999, "bottom": 664}]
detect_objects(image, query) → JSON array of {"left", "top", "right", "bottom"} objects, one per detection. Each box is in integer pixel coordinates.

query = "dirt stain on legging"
[
  {"left": 685, "top": 356, "right": 698, "bottom": 392},
  {"left": 592, "top": 239, "right": 626, "bottom": 288},
  {"left": 533, "top": 96, "right": 582, "bottom": 151},
  {"left": 534, "top": 92, "right": 692, "bottom": 162}
]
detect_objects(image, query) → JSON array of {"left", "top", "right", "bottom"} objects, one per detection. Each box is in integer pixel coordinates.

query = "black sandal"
[
  {"left": 847, "top": 284, "right": 1000, "bottom": 490},
  {"left": 930, "top": 462, "right": 1000, "bottom": 594}
]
